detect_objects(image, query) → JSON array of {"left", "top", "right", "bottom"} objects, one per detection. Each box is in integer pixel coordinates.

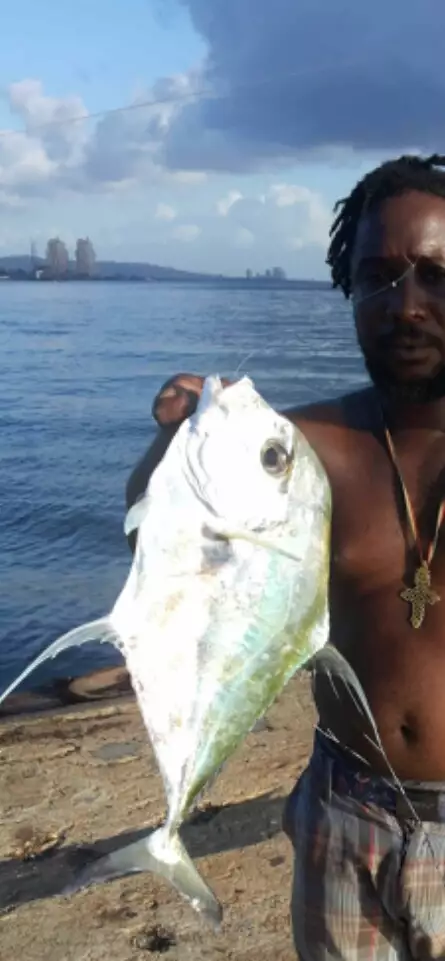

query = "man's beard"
[{"left": 362, "top": 353, "right": 445, "bottom": 404}]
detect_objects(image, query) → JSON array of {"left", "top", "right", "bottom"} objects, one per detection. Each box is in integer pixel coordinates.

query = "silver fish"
[{"left": 0, "top": 375, "right": 333, "bottom": 927}]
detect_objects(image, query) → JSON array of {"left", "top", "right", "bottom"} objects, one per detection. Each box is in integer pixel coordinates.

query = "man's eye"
[
  {"left": 361, "top": 270, "right": 389, "bottom": 287},
  {"left": 419, "top": 263, "right": 445, "bottom": 285}
]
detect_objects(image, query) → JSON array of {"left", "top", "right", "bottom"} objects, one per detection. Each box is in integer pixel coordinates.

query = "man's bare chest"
[{"left": 329, "top": 433, "right": 445, "bottom": 587}]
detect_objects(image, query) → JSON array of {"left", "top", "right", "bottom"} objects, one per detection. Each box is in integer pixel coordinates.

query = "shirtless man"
[{"left": 126, "top": 154, "right": 445, "bottom": 959}]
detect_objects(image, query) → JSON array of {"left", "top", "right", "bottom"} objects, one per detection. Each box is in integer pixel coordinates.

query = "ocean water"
[{"left": 0, "top": 281, "right": 368, "bottom": 690}]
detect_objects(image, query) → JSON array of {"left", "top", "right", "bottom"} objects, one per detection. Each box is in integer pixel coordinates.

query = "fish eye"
[{"left": 260, "top": 440, "right": 292, "bottom": 475}]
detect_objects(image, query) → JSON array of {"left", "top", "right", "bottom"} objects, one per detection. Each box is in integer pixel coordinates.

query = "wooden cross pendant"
[{"left": 400, "top": 562, "right": 441, "bottom": 629}]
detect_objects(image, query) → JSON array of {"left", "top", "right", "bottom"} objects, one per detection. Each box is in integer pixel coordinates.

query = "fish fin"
[
  {"left": 312, "top": 646, "right": 445, "bottom": 890},
  {"left": 124, "top": 497, "right": 149, "bottom": 537},
  {"left": 0, "top": 617, "right": 119, "bottom": 707},
  {"left": 312, "top": 644, "right": 383, "bottom": 748},
  {"left": 62, "top": 826, "right": 222, "bottom": 929},
  {"left": 311, "top": 645, "right": 422, "bottom": 811}
]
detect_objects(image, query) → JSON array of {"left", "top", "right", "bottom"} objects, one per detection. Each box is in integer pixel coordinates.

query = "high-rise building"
[
  {"left": 272, "top": 266, "right": 286, "bottom": 279},
  {"left": 75, "top": 237, "right": 96, "bottom": 276},
  {"left": 46, "top": 238, "right": 69, "bottom": 276}
]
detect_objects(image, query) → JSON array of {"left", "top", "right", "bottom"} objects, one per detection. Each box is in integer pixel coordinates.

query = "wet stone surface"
[{"left": 91, "top": 741, "right": 144, "bottom": 762}]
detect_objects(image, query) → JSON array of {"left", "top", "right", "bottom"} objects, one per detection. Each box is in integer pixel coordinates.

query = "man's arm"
[
  {"left": 125, "top": 375, "right": 206, "bottom": 553},
  {"left": 125, "top": 425, "right": 178, "bottom": 552}
]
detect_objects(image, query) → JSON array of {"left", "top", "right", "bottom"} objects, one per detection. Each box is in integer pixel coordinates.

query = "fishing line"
[
  {"left": 232, "top": 350, "right": 257, "bottom": 379},
  {"left": 227, "top": 352, "right": 339, "bottom": 402},
  {"left": 353, "top": 256, "right": 416, "bottom": 305},
  {"left": 226, "top": 336, "right": 344, "bottom": 396},
  {"left": 0, "top": 54, "right": 372, "bottom": 140}
]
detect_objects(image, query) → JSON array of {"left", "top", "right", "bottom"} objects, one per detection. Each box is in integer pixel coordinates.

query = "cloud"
[
  {"left": 147, "top": 181, "right": 331, "bottom": 273},
  {"left": 269, "top": 183, "right": 331, "bottom": 245},
  {"left": 0, "top": 80, "right": 87, "bottom": 198},
  {"left": 155, "top": 202, "right": 177, "bottom": 221},
  {"left": 234, "top": 227, "right": 255, "bottom": 248},
  {"left": 98, "top": 177, "right": 329, "bottom": 270},
  {"left": 217, "top": 189, "right": 243, "bottom": 216},
  {"left": 270, "top": 185, "right": 314, "bottom": 208},
  {"left": 107, "top": 179, "right": 329, "bottom": 273},
  {"left": 171, "top": 223, "right": 201, "bottom": 242},
  {"left": 8, "top": 80, "right": 87, "bottom": 163},
  {"left": 3, "top": 2, "right": 445, "bottom": 202},
  {"left": 0, "top": 128, "right": 56, "bottom": 193},
  {"left": 223, "top": 183, "right": 330, "bottom": 250},
  {"left": 0, "top": 74, "right": 204, "bottom": 201},
  {"left": 0, "top": 190, "right": 25, "bottom": 209},
  {"left": 172, "top": 170, "right": 208, "bottom": 184},
  {"left": 159, "top": 0, "right": 445, "bottom": 171}
]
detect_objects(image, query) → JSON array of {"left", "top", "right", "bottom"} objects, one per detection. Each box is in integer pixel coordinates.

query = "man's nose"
[{"left": 386, "top": 269, "right": 427, "bottom": 323}]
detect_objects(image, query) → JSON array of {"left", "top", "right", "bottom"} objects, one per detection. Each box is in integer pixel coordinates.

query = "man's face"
[{"left": 351, "top": 190, "right": 445, "bottom": 402}]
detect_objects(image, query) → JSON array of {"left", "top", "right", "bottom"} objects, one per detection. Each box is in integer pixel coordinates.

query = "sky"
[{"left": 0, "top": 0, "right": 444, "bottom": 278}]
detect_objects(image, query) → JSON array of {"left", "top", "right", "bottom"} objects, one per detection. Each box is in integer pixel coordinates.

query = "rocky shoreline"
[{"left": 0, "top": 666, "right": 135, "bottom": 719}]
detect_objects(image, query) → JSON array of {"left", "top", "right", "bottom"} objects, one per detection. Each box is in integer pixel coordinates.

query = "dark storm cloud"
[{"left": 161, "top": 0, "right": 445, "bottom": 170}]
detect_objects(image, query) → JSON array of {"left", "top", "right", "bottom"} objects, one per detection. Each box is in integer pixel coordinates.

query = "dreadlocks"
[{"left": 327, "top": 154, "right": 445, "bottom": 299}]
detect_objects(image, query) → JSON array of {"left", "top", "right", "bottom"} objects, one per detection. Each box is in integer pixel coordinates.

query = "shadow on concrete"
[{"left": 0, "top": 791, "right": 286, "bottom": 913}]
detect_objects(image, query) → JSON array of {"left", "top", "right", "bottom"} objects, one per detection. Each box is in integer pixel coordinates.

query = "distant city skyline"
[
  {"left": 246, "top": 267, "right": 287, "bottom": 281},
  {"left": 2, "top": 237, "right": 293, "bottom": 281},
  {"left": 45, "top": 236, "right": 96, "bottom": 277}
]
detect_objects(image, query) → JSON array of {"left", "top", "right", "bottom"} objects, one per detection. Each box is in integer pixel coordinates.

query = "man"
[{"left": 126, "top": 154, "right": 445, "bottom": 959}]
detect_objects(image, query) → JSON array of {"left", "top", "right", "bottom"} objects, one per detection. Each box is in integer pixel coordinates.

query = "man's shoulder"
[
  {"left": 283, "top": 387, "right": 376, "bottom": 470},
  {"left": 284, "top": 386, "right": 374, "bottom": 431}
]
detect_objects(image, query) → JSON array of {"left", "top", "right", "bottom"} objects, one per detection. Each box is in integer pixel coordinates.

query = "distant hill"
[
  {"left": 0, "top": 254, "right": 331, "bottom": 289},
  {"left": 0, "top": 255, "right": 37, "bottom": 272},
  {"left": 0, "top": 255, "right": 215, "bottom": 281}
]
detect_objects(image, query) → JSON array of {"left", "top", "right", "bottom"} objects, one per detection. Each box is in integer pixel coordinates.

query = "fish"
[{"left": 0, "top": 374, "right": 335, "bottom": 927}]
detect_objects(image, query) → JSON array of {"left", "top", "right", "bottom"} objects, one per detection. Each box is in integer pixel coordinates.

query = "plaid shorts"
[{"left": 284, "top": 731, "right": 445, "bottom": 960}]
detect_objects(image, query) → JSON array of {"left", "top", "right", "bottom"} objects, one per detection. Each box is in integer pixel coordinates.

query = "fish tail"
[{"left": 62, "top": 826, "right": 222, "bottom": 929}]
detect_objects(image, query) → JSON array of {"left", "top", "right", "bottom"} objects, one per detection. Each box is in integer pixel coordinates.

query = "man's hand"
[
  {"left": 152, "top": 373, "right": 231, "bottom": 428},
  {"left": 152, "top": 374, "right": 205, "bottom": 427},
  {"left": 126, "top": 372, "right": 232, "bottom": 552}
]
